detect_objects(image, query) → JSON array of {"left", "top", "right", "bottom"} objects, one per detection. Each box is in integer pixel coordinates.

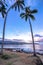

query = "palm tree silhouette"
[
  {"left": 1, "top": 0, "right": 25, "bottom": 55},
  {"left": 20, "top": 7, "right": 37, "bottom": 56}
]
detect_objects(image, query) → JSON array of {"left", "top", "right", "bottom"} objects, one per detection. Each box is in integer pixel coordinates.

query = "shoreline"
[{"left": 0, "top": 48, "right": 43, "bottom": 55}]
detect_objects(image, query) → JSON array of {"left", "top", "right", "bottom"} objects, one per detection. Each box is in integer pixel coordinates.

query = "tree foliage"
[
  {"left": 12, "top": 0, "right": 25, "bottom": 11},
  {"left": 20, "top": 7, "right": 37, "bottom": 21},
  {"left": 0, "top": 0, "right": 7, "bottom": 18}
]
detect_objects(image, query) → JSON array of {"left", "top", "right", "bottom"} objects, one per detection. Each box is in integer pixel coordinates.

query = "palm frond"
[
  {"left": 1, "top": 12, "right": 4, "bottom": 18},
  {"left": 12, "top": 0, "right": 25, "bottom": 11},
  {"left": 20, "top": 13, "right": 25, "bottom": 16},
  {"left": 17, "top": 4, "right": 20, "bottom": 11},
  {"left": 29, "top": 14, "right": 35, "bottom": 20},
  {"left": 31, "top": 9, "right": 38, "bottom": 14},
  {"left": 20, "top": 13, "right": 25, "bottom": 18},
  {"left": 0, "top": 0, "right": 7, "bottom": 18},
  {"left": 20, "top": 4, "right": 24, "bottom": 10},
  {"left": 21, "top": 0, "right": 25, "bottom": 6}
]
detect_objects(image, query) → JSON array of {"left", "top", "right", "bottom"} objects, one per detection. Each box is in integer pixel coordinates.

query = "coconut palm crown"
[
  {"left": 20, "top": 7, "right": 37, "bottom": 21},
  {"left": 12, "top": 0, "right": 25, "bottom": 11}
]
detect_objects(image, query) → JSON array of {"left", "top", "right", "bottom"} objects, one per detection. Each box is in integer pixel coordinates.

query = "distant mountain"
[
  {"left": 0, "top": 38, "right": 24, "bottom": 42},
  {"left": 0, "top": 38, "right": 29, "bottom": 44},
  {"left": 12, "top": 39, "right": 25, "bottom": 42},
  {"left": 0, "top": 36, "right": 43, "bottom": 44}
]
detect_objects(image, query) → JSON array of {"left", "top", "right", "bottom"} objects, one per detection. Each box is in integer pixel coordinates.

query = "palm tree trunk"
[
  {"left": 1, "top": 4, "right": 15, "bottom": 55},
  {"left": 29, "top": 19, "right": 36, "bottom": 56}
]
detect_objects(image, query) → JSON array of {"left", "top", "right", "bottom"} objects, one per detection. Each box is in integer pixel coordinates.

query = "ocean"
[{"left": 0, "top": 43, "right": 43, "bottom": 54}]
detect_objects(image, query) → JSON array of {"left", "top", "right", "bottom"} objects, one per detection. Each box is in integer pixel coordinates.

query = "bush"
[{"left": 1, "top": 54, "right": 11, "bottom": 60}]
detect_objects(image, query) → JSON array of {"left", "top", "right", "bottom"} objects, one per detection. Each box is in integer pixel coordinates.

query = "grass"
[
  {"left": 10, "top": 53, "right": 19, "bottom": 58},
  {"left": 0, "top": 50, "right": 43, "bottom": 65},
  {"left": 7, "top": 62, "right": 13, "bottom": 65},
  {"left": 0, "top": 52, "right": 19, "bottom": 60},
  {"left": 0, "top": 51, "right": 19, "bottom": 60}
]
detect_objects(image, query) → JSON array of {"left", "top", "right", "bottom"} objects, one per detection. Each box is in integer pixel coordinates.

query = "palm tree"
[
  {"left": 20, "top": 7, "right": 37, "bottom": 56},
  {"left": 1, "top": 0, "right": 25, "bottom": 55}
]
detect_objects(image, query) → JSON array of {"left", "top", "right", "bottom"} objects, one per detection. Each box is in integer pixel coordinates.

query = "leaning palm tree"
[
  {"left": 20, "top": 7, "right": 37, "bottom": 56},
  {"left": 1, "top": 0, "right": 25, "bottom": 55},
  {"left": 0, "top": 0, "right": 7, "bottom": 54}
]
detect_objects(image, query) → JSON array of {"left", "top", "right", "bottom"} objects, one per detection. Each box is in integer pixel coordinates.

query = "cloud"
[
  {"left": 5, "top": 31, "right": 43, "bottom": 43},
  {"left": 5, "top": 32, "right": 32, "bottom": 43},
  {"left": 25, "top": 0, "right": 39, "bottom": 7},
  {"left": 34, "top": 34, "right": 43, "bottom": 37},
  {"left": 34, "top": 33, "right": 43, "bottom": 42}
]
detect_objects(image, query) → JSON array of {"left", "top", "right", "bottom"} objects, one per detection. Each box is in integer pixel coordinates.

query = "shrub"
[{"left": 1, "top": 54, "right": 11, "bottom": 60}]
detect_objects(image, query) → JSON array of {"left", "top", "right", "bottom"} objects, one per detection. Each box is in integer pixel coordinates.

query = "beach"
[{"left": 0, "top": 50, "right": 43, "bottom": 65}]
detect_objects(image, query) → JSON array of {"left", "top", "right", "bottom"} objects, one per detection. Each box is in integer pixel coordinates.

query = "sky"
[{"left": 0, "top": 0, "right": 43, "bottom": 42}]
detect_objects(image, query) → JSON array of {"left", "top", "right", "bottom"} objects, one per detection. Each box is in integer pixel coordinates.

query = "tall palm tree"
[
  {"left": 1, "top": 0, "right": 25, "bottom": 55},
  {"left": 20, "top": 7, "right": 37, "bottom": 56}
]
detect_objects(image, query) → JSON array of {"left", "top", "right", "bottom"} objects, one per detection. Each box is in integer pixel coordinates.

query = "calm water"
[{"left": 0, "top": 43, "right": 43, "bottom": 54}]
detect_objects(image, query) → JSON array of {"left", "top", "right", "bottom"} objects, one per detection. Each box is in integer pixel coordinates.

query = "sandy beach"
[{"left": 0, "top": 50, "right": 43, "bottom": 65}]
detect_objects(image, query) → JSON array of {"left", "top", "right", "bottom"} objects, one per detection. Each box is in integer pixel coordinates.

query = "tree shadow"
[{"left": 27, "top": 54, "right": 43, "bottom": 65}]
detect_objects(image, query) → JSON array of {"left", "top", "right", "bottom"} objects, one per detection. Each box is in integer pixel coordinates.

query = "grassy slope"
[{"left": 0, "top": 50, "right": 43, "bottom": 65}]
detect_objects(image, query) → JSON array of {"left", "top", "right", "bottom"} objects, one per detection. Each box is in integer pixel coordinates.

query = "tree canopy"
[{"left": 0, "top": 0, "right": 7, "bottom": 18}]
